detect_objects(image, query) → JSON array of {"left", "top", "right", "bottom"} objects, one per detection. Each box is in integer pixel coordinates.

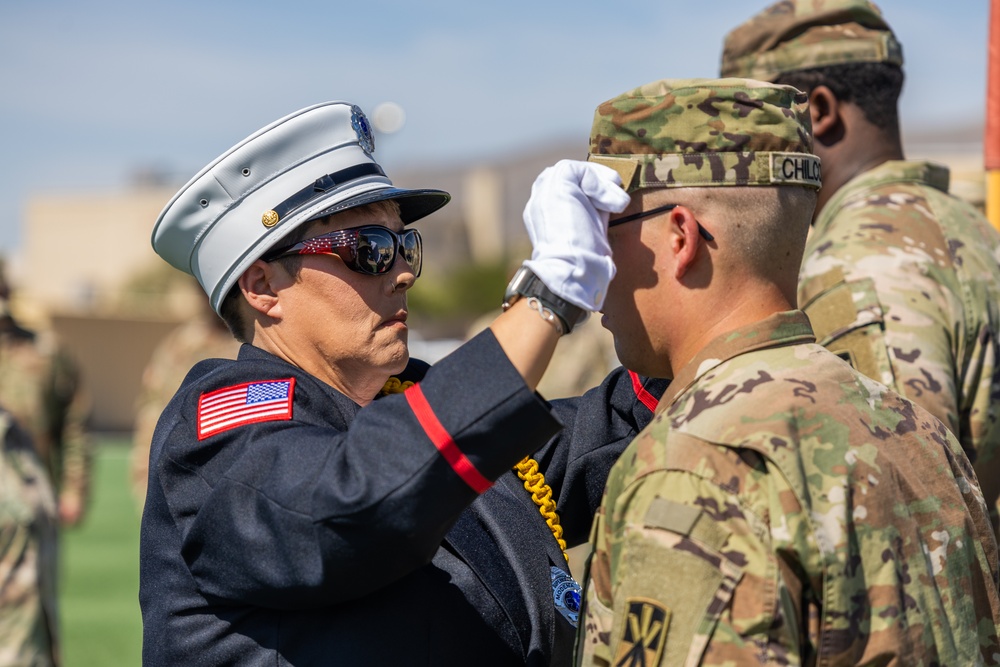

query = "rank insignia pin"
[{"left": 550, "top": 566, "right": 582, "bottom": 628}]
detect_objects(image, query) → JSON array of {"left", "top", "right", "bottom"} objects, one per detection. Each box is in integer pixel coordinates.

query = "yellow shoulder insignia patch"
[{"left": 613, "top": 597, "right": 670, "bottom": 667}]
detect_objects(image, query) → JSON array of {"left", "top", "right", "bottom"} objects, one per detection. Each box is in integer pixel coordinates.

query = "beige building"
[
  {"left": 19, "top": 185, "right": 174, "bottom": 314},
  {"left": 12, "top": 183, "right": 189, "bottom": 431}
]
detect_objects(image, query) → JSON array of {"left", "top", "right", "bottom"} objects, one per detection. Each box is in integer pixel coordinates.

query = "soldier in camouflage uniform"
[
  {"left": 721, "top": 0, "right": 1000, "bottom": 538},
  {"left": 0, "top": 410, "right": 59, "bottom": 666},
  {"left": 0, "top": 269, "right": 91, "bottom": 529},
  {"left": 570, "top": 78, "right": 1000, "bottom": 665},
  {"left": 0, "top": 269, "right": 87, "bottom": 667}
]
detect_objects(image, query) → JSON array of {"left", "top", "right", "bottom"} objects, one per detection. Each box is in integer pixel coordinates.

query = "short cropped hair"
[
  {"left": 658, "top": 185, "right": 816, "bottom": 283},
  {"left": 775, "top": 61, "right": 904, "bottom": 133}
]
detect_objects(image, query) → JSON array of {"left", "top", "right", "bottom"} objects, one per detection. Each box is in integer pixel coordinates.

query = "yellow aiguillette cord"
[{"left": 512, "top": 457, "right": 569, "bottom": 562}]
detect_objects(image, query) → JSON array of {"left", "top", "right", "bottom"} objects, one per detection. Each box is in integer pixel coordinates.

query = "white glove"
[{"left": 522, "top": 160, "right": 631, "bottom": 311}]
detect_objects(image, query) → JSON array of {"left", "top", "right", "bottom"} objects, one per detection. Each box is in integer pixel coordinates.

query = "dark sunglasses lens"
[
  {"left": 401, "top": 230, "right": 422, "bottom": 277},
  {"left": 355, "top": 228, "right": 397, "bottom": 274}
]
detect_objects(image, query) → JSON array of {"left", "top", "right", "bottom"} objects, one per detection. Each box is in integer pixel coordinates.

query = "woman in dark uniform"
[{"left": 139, "top": 101, "right": 662, "bottom": 666}]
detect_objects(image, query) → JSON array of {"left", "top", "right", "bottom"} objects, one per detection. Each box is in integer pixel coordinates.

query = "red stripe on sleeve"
[
  {"left": 405, "top": 384, "right": 492, "bottom": 494},
  {"left": 629, "top": 370, "right": 659, "bottom": 413}
]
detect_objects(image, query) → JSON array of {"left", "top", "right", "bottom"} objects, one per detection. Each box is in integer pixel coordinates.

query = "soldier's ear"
[
  {"left": 668, "top": 206, "right": 702, "bottom": 281},
  {"left": 808, "top": 86, "right": 841, "bottom": 145}
]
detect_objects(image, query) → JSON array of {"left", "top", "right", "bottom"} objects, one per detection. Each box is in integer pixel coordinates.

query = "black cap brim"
[{"left": 308, "top": 186, "right": 451, "bottom": 225}]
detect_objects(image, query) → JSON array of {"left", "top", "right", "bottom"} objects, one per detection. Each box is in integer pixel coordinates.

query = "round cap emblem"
[{"left": 351, "top": 105, "right": 375, "bottom": 155}]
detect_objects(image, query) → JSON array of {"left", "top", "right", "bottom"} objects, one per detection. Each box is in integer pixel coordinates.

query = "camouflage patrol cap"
[
  {"left": 588, "top": 77, "right": 820, "bottom": 192},
  {"left": 720, "top": 0, "right": 903, "bottom": 82}
]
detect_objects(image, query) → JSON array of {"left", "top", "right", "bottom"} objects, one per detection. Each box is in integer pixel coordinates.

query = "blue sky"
[{"left": 0, "top": 0, "right": 990, "bottom": 254}]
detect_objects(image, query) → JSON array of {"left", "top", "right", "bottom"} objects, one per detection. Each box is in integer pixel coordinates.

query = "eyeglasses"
[
  {"left": 264, "top": 225, "right": 422, "bottom": 277},
  {"left": 609, "top": 203, "right": 715, "bottom": 242}
]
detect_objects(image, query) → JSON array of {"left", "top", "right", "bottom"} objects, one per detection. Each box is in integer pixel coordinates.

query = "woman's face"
[{"left": 264, "top": 205, "right": 417, "bottom": 403}]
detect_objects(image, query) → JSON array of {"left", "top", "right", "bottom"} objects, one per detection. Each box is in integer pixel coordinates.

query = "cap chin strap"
[{"left": 267, "top": 163, "right": 387, "bottom": 225}]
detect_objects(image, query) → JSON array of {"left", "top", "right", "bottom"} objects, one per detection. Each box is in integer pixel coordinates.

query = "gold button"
[{"left": 261, "top": 210, "right": 279, "bottom": 228}]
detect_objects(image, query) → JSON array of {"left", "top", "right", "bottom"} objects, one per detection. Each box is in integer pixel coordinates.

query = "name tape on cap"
[{"left": 769, "top": 152, "right": 821, "bottom": 188}]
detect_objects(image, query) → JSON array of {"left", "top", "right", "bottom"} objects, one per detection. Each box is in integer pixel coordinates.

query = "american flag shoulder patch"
[{"left": 197, "top": 378, "right": 295, "bottom": 440}]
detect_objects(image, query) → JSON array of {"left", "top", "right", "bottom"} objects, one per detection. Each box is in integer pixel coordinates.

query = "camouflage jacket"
[
  {"left": 0, "top": 324, "right": 91, "bottom": 514},
  {"left": 798, "top": 160, "right": 1000, "bottom": 536},
  {"left": 0, "top": 410, "right": 59, "bottom": 667},
  {"left": 578, "top": 311, "right": 1000, "bottom": 667}
]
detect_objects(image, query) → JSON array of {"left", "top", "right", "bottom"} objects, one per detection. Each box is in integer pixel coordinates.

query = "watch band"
[{"left": 502, "top": 266, "right": 587, "bottom": 334}]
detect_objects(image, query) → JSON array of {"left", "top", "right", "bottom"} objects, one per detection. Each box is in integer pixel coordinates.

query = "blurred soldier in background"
[
  {"left": 468, "top": 309, "right": 618, "bottom": 400},
  {"left": 0, "top": 410, "right": 59, "bottom": 666},
  {"left": 129, "top": 279, "right": 239, "bottom": 508},
  {"left": 0, "top": 264, "right": 91, "bottom": 528},
  {"left": 0, "top": 263, "right": 89, "bottom": 666},
  {"left": 721, "top": 0, "right": 1000, "bottom": 537}
]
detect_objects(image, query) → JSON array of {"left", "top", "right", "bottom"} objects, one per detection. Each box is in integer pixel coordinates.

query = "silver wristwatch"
[{"left": 502, "top": 266, "right": 587, "bottom": 334}]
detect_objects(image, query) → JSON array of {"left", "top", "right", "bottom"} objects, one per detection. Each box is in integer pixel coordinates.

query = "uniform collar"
[{"left": 658, "top": 310, "right": 816, "bottom": 410}]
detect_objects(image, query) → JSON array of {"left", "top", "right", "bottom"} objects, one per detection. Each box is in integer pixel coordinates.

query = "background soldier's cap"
[
  {"left": 720, "top": 0, "right": 903, "bottom": 82},
  {"left": 151, "top": 101, "right": 451, "bottom": 314},
  {"left": 588, "top": 77, "right": 821, "bottom": 192}
]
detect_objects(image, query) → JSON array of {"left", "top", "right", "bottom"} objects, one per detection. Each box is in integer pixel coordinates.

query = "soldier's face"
[
  {"left": 269, "top": 206, "right": 414, "bottom": 396},
  {"left": 603, "top": 196, "right": 677, "bottom": 378}
]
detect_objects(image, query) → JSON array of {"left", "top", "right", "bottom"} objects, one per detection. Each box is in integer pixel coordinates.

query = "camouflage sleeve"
[
  {"left": 0, "top": 412, "right": 59, "bottom": 666},
  {"left": 799, "top": 234, "right": 961, "bottom": 438},
  {"left": 579, "top": 437, "right": 800, "bottom": 666},
  {"left": 799, "top": 189, "right": 1000, "bottom": 538},
  {"left": 961, "top": 322, "right": 1000, "bottom": 539},
  {"left": 44, "top": 348, "right": 92, "bottom": 521}
]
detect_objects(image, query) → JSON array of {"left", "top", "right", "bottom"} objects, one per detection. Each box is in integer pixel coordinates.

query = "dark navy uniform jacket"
[{"left": 139, "top": 330, "right": 665, "bottom": 666}]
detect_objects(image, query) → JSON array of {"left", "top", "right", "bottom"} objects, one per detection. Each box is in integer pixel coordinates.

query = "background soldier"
[
  {"left": 568, "top": 77, "right": 1000, "bottom": 665},
  {"left": 0, "top": 265, "right": 89, "bottom": 667},
  {"left": 467, "top": 312, "right": 618, "bottom": 400},
  {"left": 721, "top": 0, "right": 1000, "bottom": 537},
  {"left": 0, "top": 265, "right": 91, "bottom": 529},
  {"left": 0, "top": 410, "right": 59, "bottom": 666}
]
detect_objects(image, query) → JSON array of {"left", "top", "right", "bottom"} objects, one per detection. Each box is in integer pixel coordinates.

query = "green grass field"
[{"left": 61, "top": 438, "right": 143, "bottom": 667}]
